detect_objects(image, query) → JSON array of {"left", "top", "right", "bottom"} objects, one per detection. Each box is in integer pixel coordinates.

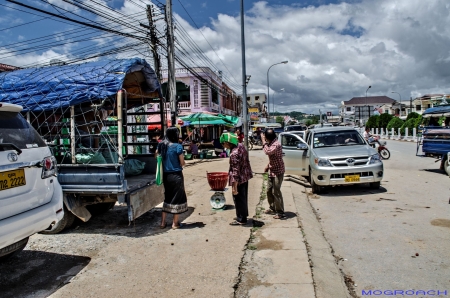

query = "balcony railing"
[{"left": 163, "top": 102, "right": 191, "bottom": 110}]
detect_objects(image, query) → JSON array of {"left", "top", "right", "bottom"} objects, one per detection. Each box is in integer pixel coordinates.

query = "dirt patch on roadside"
[
  {"left": 255, "top": 233, "right": 283, "bottom": 250},
  {"left": 431, "top": 218, "right": 450, "bottom": 228}
]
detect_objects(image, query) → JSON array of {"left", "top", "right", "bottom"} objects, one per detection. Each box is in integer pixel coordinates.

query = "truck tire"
[
  {"left": 40, "top": 206, "right": 75, "bottom": 234},
  {"left": 310, "top": 173, "right": 321, "bottom": 194},
  {"left": 0, "top": 237, "right": 29, "bottom": 261},
  {"left": 444, "top": 159, "right": 450, "bottom": 176},
  {"left": 86, "top": 202, "right": 115, "bottom": 215}
]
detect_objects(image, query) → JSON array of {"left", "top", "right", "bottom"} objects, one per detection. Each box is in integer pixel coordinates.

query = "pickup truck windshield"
[{"left": 313, "top": 130, "right": 365, "bottom": 148}]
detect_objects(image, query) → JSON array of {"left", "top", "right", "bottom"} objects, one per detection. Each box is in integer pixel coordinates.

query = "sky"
[{"left": 1, "top": 0, "right": 450, "bottom": 115}]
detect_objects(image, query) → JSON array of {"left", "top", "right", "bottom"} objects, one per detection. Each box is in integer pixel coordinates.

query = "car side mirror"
[{"left": 297, "top": 143, "right": 308, "bottom": 150}]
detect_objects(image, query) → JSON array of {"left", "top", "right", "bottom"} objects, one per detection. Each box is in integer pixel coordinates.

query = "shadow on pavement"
[
  {"left": 317, "top": 184, "right": 388, "bottom": 197},
  {"left": 421, "top": 168, "right": 447, "bottom": 175},
  {"left": 0, "top": 251, "right": 90, "bottom": 298},
  {"left": 63, "top": 206, "right": 197, "bottom": 237}
]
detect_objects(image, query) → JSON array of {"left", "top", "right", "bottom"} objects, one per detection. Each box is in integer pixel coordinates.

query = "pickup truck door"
[{"left": 279, "top": 133, "right": 309, "bottom": 177}]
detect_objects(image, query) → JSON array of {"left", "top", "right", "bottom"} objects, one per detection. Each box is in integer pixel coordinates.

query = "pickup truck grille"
[
  {"left": 331, "top": 172, "right": 373, "bottom": 179},
  {"left": 329, "top": 156, "right": 369, "bottom": 167}
]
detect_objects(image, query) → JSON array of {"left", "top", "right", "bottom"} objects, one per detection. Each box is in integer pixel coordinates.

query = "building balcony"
[{"left": 164, "top": 101, "right": 191, "bottom": 110}]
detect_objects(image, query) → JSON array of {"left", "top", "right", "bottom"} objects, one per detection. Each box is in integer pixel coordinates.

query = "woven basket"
[{"left": 206, "top": 172, "right": 228, "bottom": 191}]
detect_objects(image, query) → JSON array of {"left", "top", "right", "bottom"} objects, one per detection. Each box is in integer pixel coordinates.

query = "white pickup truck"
[{"left": 279, "top": 126, "right": 384, "bottom": 194}]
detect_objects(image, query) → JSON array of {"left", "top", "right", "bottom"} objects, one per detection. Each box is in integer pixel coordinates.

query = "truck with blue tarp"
[
  {"left": 416, "top": 104, "right": 450, "bottom": 175},
  {"left": 0, "top": 58, "right": 166, "bottom": 233}
]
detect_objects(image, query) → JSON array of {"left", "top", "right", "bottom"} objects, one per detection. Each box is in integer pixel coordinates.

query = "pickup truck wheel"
[
  {"left": 310, "top": 173, "right": 321, "bottom": 194},
  {"left": 369, "top": 182, "right": 381, "bottom": 189},
  {"left": 40, "top": 206, "right": 75, "bottom": 234},
  {"left": 86, "top": 202, "right": 115, "bottom": 215},
  {"left": 444, "top": 159, "right": 450, "bottom": 176}
]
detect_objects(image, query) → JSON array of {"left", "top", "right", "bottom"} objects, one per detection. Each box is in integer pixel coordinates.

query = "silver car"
[{"left": 279, "top": 127, "right": 383, "bottom": 193}]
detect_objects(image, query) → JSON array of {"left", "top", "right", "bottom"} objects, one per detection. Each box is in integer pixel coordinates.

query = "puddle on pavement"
[{"left": 431, "top": 219, "right": 450, "bottom": 228}]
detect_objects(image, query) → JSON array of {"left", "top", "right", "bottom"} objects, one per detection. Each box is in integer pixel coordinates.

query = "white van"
[{"left": 0, "top": 103, "right": 63, "bottom": 260}]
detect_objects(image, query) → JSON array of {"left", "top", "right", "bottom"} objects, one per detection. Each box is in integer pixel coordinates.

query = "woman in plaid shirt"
[
  {"left": 220, "top": 132, "right": 253, "bottom": 225},
  {"left": 261, "top": 129, "right": 286, "bottom": 219}
]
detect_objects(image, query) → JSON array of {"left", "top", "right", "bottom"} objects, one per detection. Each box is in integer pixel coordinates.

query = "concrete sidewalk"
[
  {"left": 47, "top": 153, "right": 342, "bottom": 298},
  {"left": 235, "top": 177, "right": 316, "bottom": 297}
]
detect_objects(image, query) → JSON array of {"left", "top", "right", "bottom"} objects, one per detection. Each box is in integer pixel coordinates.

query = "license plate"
[
  {"left": 0, "top": 169, "right": 26, "bottom": 191},
  {"left": 345, "top": 174, "right": 360, "bottom": 182}
]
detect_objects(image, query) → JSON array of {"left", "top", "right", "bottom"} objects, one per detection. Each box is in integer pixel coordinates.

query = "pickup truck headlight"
[
  {"left": 369, "top": 154, "right": 382, "bottom": 164},
  {"left": 315, "top": 158, "right": 332, "bottom": 167}
]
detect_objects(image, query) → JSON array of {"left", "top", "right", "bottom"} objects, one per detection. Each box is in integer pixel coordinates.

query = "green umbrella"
[
  {"left": 217, "top": 114, "right": 239, "bottom": 126},
  {"left": 180, "top": 112, "right": 235, "bottom": 126}
]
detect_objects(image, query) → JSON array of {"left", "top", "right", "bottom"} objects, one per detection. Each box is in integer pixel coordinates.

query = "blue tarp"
[
  {"left": 423, "top": 104, "right": 450, "bottom": 115},
  {"left": 0, "top": 58, "right": 161, "bottom": 112}
]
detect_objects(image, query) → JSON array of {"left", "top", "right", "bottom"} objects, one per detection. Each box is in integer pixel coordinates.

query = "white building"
[{"left": 340, "top": 96, "right": 396, "bottom": 126}]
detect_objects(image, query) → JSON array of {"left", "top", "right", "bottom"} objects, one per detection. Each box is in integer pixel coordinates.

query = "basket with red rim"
[{"left": 206, "top": 172, "right": 228, "bottom": 191}]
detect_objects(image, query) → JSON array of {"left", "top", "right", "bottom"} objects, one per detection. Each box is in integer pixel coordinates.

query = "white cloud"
[
  {"left": 3, "top": 0, "right": 450, "bottom": 115},
  {"left": 177, "top": 0, "right": 450, "bottom": 114}
]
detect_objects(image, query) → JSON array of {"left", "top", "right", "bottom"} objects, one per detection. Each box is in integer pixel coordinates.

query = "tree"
[
  {"left": 413, "top": 115, "right": 423, "bottom": 128},
  {"left": 406, "top": 112, "right": 420, "bottom": 121},
  {"left": 400, "top": 118, "right": 416, "bottom": 135},
  {"left": 387, "top": 117, "right": 404, "bottom": 131},
  {"left": 379, "top": 113, "right": 394, "bottom": 129},
  {"left": 366, "top": 115, "right": 380, "bottom": 129},
  {"left": 276, "top": 116, "right": 284, "bottom": 126}
]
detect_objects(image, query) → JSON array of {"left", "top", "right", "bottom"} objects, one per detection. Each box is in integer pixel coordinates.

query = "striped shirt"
[{"left": 263, "top": 138, "right": 285, "bottom": 177}]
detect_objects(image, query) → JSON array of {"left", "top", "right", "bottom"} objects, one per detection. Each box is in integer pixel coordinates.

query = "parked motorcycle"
[
  {"left": 248, "top": 135, "right": 263, "bottom": 150},
  {"left": 369, "top": 136, "right": 390, "bottom": 159}
]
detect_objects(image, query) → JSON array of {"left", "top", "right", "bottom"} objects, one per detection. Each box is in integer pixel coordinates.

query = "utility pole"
[
  {"left": 145, "top": 5, "right": 165, "bottom": 133},
  {"left": 146, "top": 5, "right": 161, "bottom": 82},
  {"left": 165, "top": 0, "right": 177, "bottom": 127},
  {"left": 410, "top": 97, "right": 413, "bottom": 115},
  {"left": 240, "top": 0, "right": 249, "bottom": 149}
]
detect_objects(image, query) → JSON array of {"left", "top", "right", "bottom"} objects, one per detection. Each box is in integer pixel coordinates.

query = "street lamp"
[
  {"left": 391, "top": 91, "right": 402, "bottom": 116},
  {"left": 267, "top": 61, "right": 288, "bottom": 121},
  {"left": 273, "top": 88, "right": 285, "bottom": 117},
  {"left": 364, "top": 85, "right": 371, "bottom": 125}
]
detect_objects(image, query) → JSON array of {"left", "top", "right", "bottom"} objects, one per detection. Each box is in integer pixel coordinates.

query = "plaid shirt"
[
  {"left": 229, "top": 143, "right": 253, "bottom": 185},
  {"left": 263, "top": 138, "right": 285, "bottom": 177}
]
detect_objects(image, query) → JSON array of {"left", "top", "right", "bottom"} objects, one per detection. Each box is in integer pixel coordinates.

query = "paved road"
[{"left": 306, "top": 140, "right": 450, "bottom": 296}]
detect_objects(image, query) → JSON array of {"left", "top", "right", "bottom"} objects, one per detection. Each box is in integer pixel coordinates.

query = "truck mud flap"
[
  {"left": 128, "top": 184, "right": 164, "bottom": 222},
  {"left": 64, "top": 194, "right": 92, "bottom": 222}
]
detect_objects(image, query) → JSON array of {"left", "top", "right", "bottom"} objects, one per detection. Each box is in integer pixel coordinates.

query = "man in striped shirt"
[{"left": 261, "top": 129, "right": 286, "bottom": 219}]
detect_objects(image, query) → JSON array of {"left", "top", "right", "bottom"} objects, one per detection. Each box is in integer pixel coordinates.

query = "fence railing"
[{"left": 370, "top": 127, "right": 419, "bottom": 142}]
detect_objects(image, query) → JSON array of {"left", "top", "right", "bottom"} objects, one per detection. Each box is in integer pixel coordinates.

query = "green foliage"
[
  {"left": 438, "top": 116, "right": 446, "bottom": 126},
  {"left": 305, "top": 119, "right": 313, "bottom": 126},
  {"left": 276, "top": 116, "right": 284, "bottom": 125},
  {"left": 400, "top": 118, "right": 416, "bottom": 135},
  {"left": 387, "top": 117, "right": 404, "bottom": 131},
  {"left": 289, "top": 111, "right": 305, "bottom": 120},
  {"left": 310, "top": 116, "right": 319, "bottom": 124},
  {"left": 366, "top": 115, "right": 380, "bottom": 129},
  {"left": 406, "top": 112, "right": 420, "bottom": 120},
  {"left": 414, "top": 115, "right": 423, "bottom": 128},
  {"left": 379, "top": 113, "right": 394, "bottom": 129}
]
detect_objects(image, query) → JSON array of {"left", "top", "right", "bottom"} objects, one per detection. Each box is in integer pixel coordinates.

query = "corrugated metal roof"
[{"left": 343, "top": 96, "right": 395, "bottom": 105}]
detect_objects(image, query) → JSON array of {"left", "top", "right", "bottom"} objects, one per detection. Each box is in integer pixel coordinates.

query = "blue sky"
[{"left": 1, "top": 0, "right": 450, "bottom": 114}]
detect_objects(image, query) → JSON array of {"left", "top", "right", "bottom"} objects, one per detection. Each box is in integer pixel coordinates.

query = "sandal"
[
  {"left": 229, "top": 220, "right": 246, "bottom": 226},
  {"left": 160, "top": 223, "right": 167, "bottom": 229},
  {"left": 264, "top": 209, "right": 276, "bottom": 215},
  {"left": 172, "top": 223, "right": 184, "bottom": 230},
  {"left": 273, "top": 214, "right": 286, "bottom": 220}
]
